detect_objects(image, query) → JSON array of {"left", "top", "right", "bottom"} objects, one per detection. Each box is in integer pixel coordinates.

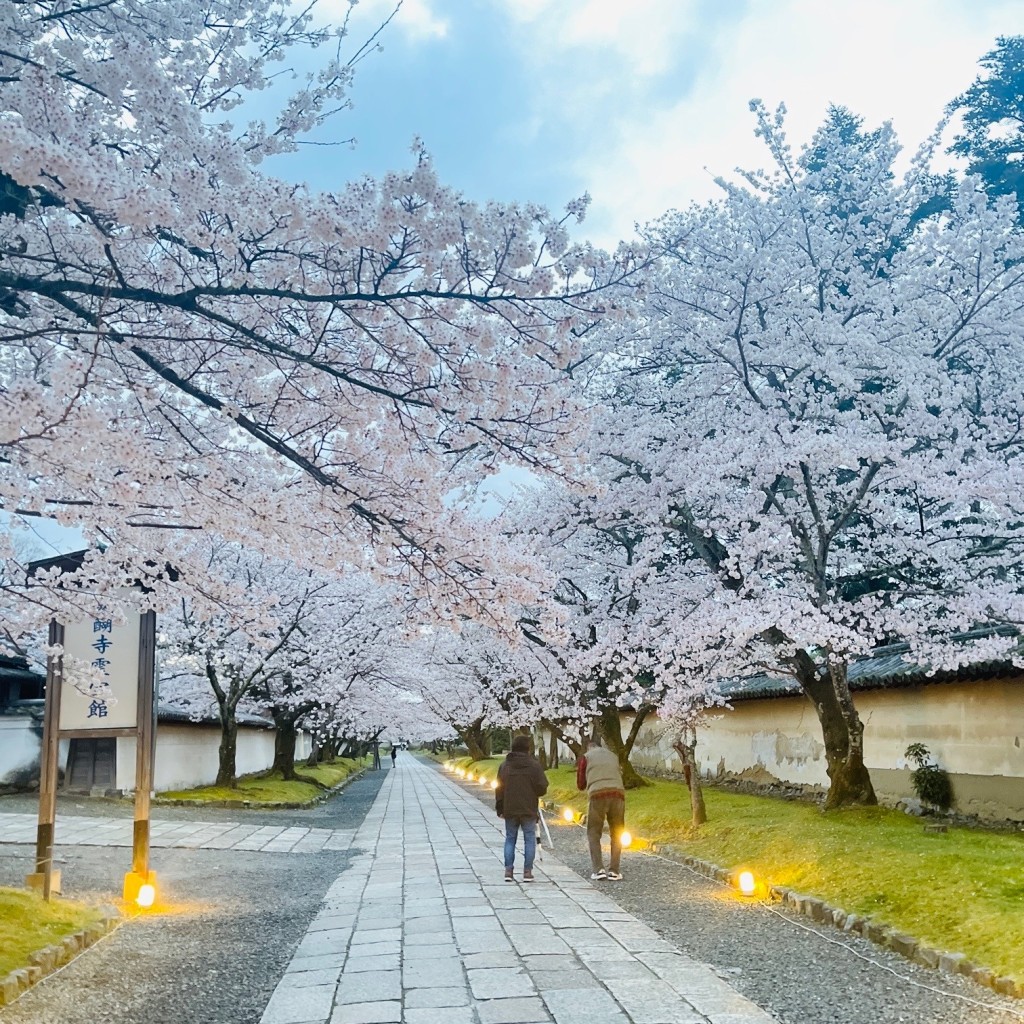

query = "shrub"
[{"left": 905, "top": 743, "right": 953, "bottom": 811}]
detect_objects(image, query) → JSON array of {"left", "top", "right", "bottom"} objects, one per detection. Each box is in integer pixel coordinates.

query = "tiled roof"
[
  {"left": 720, "top": 628, "right": 1023, "bottom": 701},
  {"left": 157, "top": 704, "right": 275, "bottom": 729}
]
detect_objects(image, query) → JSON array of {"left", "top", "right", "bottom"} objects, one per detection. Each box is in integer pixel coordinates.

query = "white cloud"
[
  {"left": 501, "top": 0, "right": 1021, "bottom": 246},
  {"left": 331, "top": 0, "right": 449, "bottom": 43},
  {"left": 501, "top": 0, "right": 699, "bottom": 78}
]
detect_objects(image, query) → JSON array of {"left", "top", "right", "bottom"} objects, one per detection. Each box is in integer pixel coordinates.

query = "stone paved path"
[
  {"left": 260, "top": 756, "right": 776, "bottom": 1024},
  {"left": 0, "top": 812, "right": 355, "bottom": 853}
]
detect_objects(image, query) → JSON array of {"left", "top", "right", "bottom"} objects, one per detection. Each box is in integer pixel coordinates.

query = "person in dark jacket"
[{"left": 495, "top": 735, "right": 548, "bottom": 882}]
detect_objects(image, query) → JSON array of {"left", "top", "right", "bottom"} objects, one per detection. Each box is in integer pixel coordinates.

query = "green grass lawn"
[
  {"left": 157, "top": 757, "right": 366, "bottom": 805},
  {"left": 448, "top": 756, "right": 1024, "bottom": 983},
  {"left": 0, "top": 887, "right": 104, "bottom": 978}
]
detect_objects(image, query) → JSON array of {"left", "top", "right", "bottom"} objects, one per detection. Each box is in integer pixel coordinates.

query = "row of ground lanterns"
[{"left": 441, "top": 759, "right": 758, "bottom": 899}]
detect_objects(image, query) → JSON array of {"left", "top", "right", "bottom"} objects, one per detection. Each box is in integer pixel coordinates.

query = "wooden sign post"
[{"left": 27, "top": 576, "right": 158, "bottom": 903}]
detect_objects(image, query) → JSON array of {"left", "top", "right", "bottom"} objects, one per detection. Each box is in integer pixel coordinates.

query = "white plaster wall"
[
  {"left": 0, "top": 718, "right": 41, "bottom": 783},
  {"left": 117, "top": 724, "right": 276, "bottom": 792},
  {"left": 613, "top": 676, "right": 1024, "bottom": 818},
  {"left": 2, "top": 718, "right": 312, "bottom": 793}
]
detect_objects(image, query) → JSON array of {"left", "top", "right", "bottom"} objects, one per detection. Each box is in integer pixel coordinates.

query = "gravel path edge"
[{"left": 635, "top": 833, "right": 1024, "bottom": 1001}]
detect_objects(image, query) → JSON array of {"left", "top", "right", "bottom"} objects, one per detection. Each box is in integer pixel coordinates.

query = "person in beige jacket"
[{"left": 576, "top": 736, "right": 626, "bottom": 881}]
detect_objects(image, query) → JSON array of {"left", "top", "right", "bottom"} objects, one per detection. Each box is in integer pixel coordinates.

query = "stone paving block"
[
  {"left": 344, "top": 940, "right": 400, "bottom": 958},
  {"left": 403, "top": 1008, "right": 477, "bottom": 1024},
  {"left": 455, "top": 932, "right": 513, "bottom": 954},
  {"left": 279, "top": 968, "right": 342, "bottom": 988},
  {"left": 405, "top": 915, "right": 451, "bottom": 934},
  {"left": 477, "top": 995, "right": 552, "bottom": 1023},
  {"left": 592, "top": 960, "right": 660, "bottom": 981},
  {"left": 310, "top": 915, "right": 357, "bottom": 932},
  {"left": 403, "top": 960, "right": 467, "bottom": 988},
  {"left": 336, "top": 969, "right": 401, "bottom": 1003},
  {"left": 504, "top": 926, "right": 572, "bottom": 956},
  {"left": 463, "top": 952, "right": 522, "bottom": 969},
  {"left": 404, "top": 986, "right": 471, "bottom": 1008},
  {"left": 402, "top": 943, "right": 459, "bottom": 961},
  {"left": 295, "top": 930, "right": 351, "bottom": 956},
  {"left": 350, "top": 928, "right": 402, "bottom": 945},
  {"left": 530, "top": 970, "right": 601, "bottom": 991},
  {"left": 467, "top": 967, "right": 537, "bottom": 999},
  {"left": 261, "top": 983, "right": 335, "bottom": 1024},
  {"left": 575, "top": 945, "right": 637, "bottom": 964},
  {"left": 450, "top": 905, "right": 496, "bottom": 918},
  {"left": 285, "top": 954, "right": 347, "bottom": 973},
  {"left": 604, "top": 978, "right": 705, "bottom": 1024},
  {"left": 330, "top": 1000, "right": 402, "bottom": 1024},
  {"left": 541, "top": 987, "right": 630, "bottom": 1024},
  {"left": 344, "top": 954, "right": 399, "bottom": 974}
]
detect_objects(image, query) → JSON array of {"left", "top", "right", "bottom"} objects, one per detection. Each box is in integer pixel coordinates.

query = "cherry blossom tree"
[
  {"left": 159, "top": 538, "right": 416, "bottom": 785},
  {"left": 587, "top": 104, "right": 1024, "bottom": 807},
  {"left": 0, "top": 0, "right": 639, "bottom": 621},
  {"left": 506, "top": 479, "right": 724, "bottom": 788}
]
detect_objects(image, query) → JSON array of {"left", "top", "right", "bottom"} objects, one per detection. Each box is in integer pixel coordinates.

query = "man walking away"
[
  {"left": 390, "top": 745, "right": 398, "bottom": 767},
  {"left": 577, "top": 736, "right": 626, "bottom": 881},
  {"left": 495, "top": 735, "right": 548, "bottom": 883}
]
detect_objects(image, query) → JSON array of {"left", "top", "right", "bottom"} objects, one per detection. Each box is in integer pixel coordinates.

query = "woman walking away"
[{"left": 495, "top": 736, "right": 548, "bottom": 882}]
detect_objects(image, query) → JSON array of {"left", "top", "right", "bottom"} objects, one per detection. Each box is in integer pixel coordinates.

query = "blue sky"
[{"left": 268, "top": 0, "right": 1022, "bottom": 247}]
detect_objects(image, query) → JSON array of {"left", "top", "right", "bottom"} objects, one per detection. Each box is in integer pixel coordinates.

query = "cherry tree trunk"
[
  {"left": 548, "top": 729, "right": 559, "bottom": 769},
  {"left": 272, "top": 717, "right": 299, "bottom": 780},
  {"left": 459, "top": 720, "right": 492, "bottom": 762},
  {"left": 216, "top": 713, "right": 238, "bottom": 788},
  {"left": 598, "top": 705, "right": 649, "bottom": 789},
  {"left": 672, "top": 733, "right": 707, "bottom": 826},
  {"left": 794, "top": 655, "right": 877, "bottom": 809}
]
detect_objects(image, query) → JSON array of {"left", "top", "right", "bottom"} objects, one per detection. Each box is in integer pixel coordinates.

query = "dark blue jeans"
[{"left": 503, "top": 815, "right": 537, "bottom": 871}]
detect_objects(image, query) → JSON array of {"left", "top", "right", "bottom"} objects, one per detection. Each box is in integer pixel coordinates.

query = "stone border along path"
[
  {"left": 0, "top": 813, "right": 356, "bottom": 854},
  {"left": 260, "top": 755, "right": 776, "bottom": 1024}
]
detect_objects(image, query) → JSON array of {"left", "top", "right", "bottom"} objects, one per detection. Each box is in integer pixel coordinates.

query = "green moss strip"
[
  {"left": 449, "top": 756, "right": 1024, "bottom": 983},
  {"left": 0, "top": 888, "right": 104, "bottom": 979}
]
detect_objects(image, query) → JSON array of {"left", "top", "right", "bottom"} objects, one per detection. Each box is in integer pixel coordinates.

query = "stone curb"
[
  {"left": 0, "top": 909, "right": 121, "bottom": 1007},
  {"left": 152, "top": 765, "right": 368, "bottom": 810},
  {"left": 642, "top": 838, "right": 1024, "bottom": 1001}
]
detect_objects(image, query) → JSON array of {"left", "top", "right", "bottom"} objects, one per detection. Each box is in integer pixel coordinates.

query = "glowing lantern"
[
  {"left": 136, "top": 883, "right": 156, "bottom": 908},
  {"left": 562, "top": 807, "right": 575, "bottom": 822},
  {"left": 737, "top": 870, "right": 756, "bottom": 896},
  {"left": 490, "top": 779, "right": 498, "bottom": 790},
  {"left": 467, "top": 772, "right": 476, "bottom": 782},
  {"left": 619, "top": 830, "right": 633, "bottom": 848}
]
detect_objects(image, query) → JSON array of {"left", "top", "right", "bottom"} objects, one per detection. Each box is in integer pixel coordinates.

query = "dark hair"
[{"left": 511, "top": 735, "right": 531, "bottom": 754}]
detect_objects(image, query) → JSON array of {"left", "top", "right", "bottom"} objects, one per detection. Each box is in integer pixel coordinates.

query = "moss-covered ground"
[
  {"left": 0, "top": 887, "right": 104, "bottom": 978},
  {"left": 157, "top": 757, "right": 366, "bottom": 805},
  {"left": 447, "top": 755, "right": 1024, "bottom": 983}
]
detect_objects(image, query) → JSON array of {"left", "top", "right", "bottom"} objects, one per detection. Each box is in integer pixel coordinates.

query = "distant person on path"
[
  {"left": 577, "top": 735, "right": 626, "bottom": 881},
  {"left": 390, "top": 745, "right": 397, "bottom": 767},
  {"left": 495, "top": 735, "right": 548, "bottom": 883}
]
